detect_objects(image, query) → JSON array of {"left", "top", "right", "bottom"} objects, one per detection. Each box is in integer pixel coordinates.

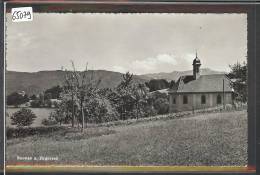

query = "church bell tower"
[{"left": 192, "top": 51, "right": 201, "bottom": 80}]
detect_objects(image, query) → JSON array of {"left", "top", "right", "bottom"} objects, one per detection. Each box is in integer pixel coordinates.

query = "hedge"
[{"left": 6, "top": 126, "right": 66, "bottom": 139}]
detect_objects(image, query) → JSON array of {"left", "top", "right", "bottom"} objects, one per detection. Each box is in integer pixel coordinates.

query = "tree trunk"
[
  {"left": 77, "top": 117, "right": 80, "bottom": 129},
  {"left": 81, "top": 100, "right": 85, "bottom": 132},
  {"left": 136, "top": 102, "right": 139, "bottom": 120},
  {"left": 72, "top": 92, "right": 75, "bottom": 127}
]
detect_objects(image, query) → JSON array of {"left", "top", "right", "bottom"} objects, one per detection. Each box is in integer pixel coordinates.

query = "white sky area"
[{"left": 6, "top": 13, "right": 247, "bottom": 75}]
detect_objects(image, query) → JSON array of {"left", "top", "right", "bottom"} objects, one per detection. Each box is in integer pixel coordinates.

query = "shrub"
[
  {"left": 7, "top": 92, "right": 29, "bottom": 107},
  {"left": 49, "top": 110, "right": 66, "bottom": 125},
  {"left": 41, "top": 118, "right": 57, "bottom": 126},
  {"left": 30, "top": 100, "right": 42, "bottom": 108},
  {"left": 44, "top": 99, "right": 52, "bottom": 108},
  {"left": 10, "top": 108, "right": 37, "bottom": 127},
  {"left": 6, "top": 126, "right": 65, "bottom": 139},
  {"left": 86, "top": 97, "right": 119, "bottom": 123},
  {"left": 143, "top": 105, "right": 158, "bottom": 117},
  {"left": 153, "top": 97, "right": 169, "bottom": 114},
  {"left": 52, "top": 101, "right": 59, "bottom": 108}
]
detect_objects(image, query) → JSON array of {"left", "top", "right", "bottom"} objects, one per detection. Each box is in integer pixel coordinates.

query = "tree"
[
  {"left": 30, "top": 100, "right": 42, "bottom": 108},
  {"left": 115, "top": 72, "right": 135, "bottom": 120},
  {"left": 11, "top": 108, "right": 37, "bottom": 127},
  {"left": 44, "top": 92, "right": 52, "bottom": 100},
  {"left": 30, "top": 94, "right": 37, "bottom": 100},
  {"left": 63, "top": 61, "right": 101, "bottom": 131},
  {"left": 146, "top": 79, "right": 170, "bottom": 92},
  {"left": 7, "top": 92, "right": 29, "bottom": 107},
  {"left": 84, "top": 96, "right": 109, "bottom": 123},
  {"left": 39, "top": 93, "right": 45, "bottom": 107},
  {"left": 132, "top": 83, "right": 149, "bottom": 119},
  {"left": 50, "top": 107, "right": 66, "bottom": 126},
  {"left": 111, "top": 72, "right": 150, "bottom": 120},
  {"left": 228, "top": 61, "right": 247, "bottom": 102},
  {"left": 118, "top": 72, "right": 134, "bottom": 89},
  {"left": 63, "top": 66, "right": 77, "bottom": 127},
  {"left": 44, "top": 85, "right": 63, "bottom": 99},
  {"left": 149, "top": 91, "right": 169, "bottom": 114},
  {"left": 41, "top": 116, "right": 57, "bottom": 126},
  {"left": 45, "top": 99, "right": 52, "bottom": 108},
  {"left": 169, "top": 80, "right": 176, "bottom": 89},
  {"left": 153, "top": 97, "right": 169, "bottom": 114}
]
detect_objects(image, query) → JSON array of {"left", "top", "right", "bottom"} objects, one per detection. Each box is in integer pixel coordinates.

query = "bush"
[
  {"left": 6, "top": 126, "right": 65, "bottom": 139},
  {"left": 49, "top": 110, "right": 66, "bottom": 125},
  {"left": 7, "top": 92, "right": 29, "bottom": 107},
  {"left": 42, "top": 111, "right": 59, "bottom": 126},
  {"left": 143, "top": 105, "right": 158, "bottom": 117},
  {"left": 30, "top": 100, "right": 42, "bottom": 108},
  {"left": 41, "top": 118, "right": 57, "bottom": 126},
  {"left": 153, "top": 97, "right": 169, "bottom": 114},
  {"left": 53, "top": 101, "right": 59, "bottom": 108},
  {"left": 10, "top": 108, "right": 37, "bottom": 127},
  {"left": 86, "top": 97, "right": 119, "bottom": 123}
]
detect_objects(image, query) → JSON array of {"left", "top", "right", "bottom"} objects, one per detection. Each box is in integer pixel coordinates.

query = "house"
[
  {"left": 168, "top": 53, "right": 234, "bottom": 112},
  {"left": 18, "top": 91, "right": 26, "bottom": 97}
]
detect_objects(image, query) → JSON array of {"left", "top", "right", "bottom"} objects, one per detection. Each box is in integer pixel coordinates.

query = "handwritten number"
[{"left": 12, "top": 10, "right": 32, "bottom": 21}]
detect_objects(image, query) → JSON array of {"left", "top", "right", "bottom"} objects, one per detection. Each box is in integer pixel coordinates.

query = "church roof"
[
  {"left": 169, "top": 74, "right": 234, "bottom": 93},
  {"left": 192, "top": 51, "right": 201, "bottom": 65},
  {"left": 193, "top": 58, "right": 201, "bottom": 65}
]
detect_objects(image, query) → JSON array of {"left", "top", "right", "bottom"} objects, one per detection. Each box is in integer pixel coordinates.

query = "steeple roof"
[{"left": 193, "top": 51, "right": 201, "bottom": 66}]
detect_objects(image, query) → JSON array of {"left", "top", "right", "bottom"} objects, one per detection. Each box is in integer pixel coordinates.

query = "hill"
[
  {"left": 5, "top": 70, "right": 147, "bottom": 96},
  {"left": 6, "top": 68, "right": 225, "bottom": 96},
  {"left": 141, "top": 68, "right": 225, "bottom": 81}
]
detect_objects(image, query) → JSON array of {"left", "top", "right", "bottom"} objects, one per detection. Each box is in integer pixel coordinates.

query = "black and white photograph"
[{"left": 5, "top": 12, "right": 248, "bottom": 167}]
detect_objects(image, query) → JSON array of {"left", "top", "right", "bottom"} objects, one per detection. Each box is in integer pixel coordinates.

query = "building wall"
[{"left": 169, "top": 92, "right": 233, "bottom": 112}]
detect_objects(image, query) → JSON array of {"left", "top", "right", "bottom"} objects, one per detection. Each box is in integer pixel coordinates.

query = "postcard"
[{"left": 4, "top": 7, "right": 249, "bottom": 172}]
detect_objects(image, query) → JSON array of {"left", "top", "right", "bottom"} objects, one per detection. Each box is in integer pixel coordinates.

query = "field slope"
[{"left": 6, "top": 110, "right": 247, "bottom": 166}]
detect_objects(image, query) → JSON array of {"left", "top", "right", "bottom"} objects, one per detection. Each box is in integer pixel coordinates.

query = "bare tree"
[
  {"left": 69, "top": 62, "right": 101, "bottom": 132},
  {"left": 63, "top": 63, "right": 77, "bottom": 127}
]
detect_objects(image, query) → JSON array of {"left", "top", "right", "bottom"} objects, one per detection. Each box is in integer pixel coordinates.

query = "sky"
[{"left": 6, "top": 13, "right": 247, "bottom": 75}]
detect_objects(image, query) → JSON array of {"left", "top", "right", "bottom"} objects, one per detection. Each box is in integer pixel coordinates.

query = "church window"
[
  {"left": 201, "top": 95, "right": 206, "bottom": 104},
  {"left": 217, "top": 94, "right": 222, "bottom": 104},
  {"left": 183, "top": 95, "right": 188, "bottom": 104}
]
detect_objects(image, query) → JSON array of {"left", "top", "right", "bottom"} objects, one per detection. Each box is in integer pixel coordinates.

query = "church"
[{"left": 168, "top": 53, "right": 234, "bottom": 112}]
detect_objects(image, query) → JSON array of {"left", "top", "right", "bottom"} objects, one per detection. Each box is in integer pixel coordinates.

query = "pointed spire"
[{"left": 195, "top": 50, "right": 198, "bottom": 58}]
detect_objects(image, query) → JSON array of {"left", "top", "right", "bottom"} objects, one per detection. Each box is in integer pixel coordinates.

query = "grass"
[{"left": 6, "top": 110, "right": 247, "bottom": 166}]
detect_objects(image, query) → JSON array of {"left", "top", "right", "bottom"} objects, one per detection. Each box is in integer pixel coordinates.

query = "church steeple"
[{"left": 192, "top": 51, "right": 201, "bottom": 80}]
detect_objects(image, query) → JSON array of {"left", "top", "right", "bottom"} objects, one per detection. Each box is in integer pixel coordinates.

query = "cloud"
[
  {"left": 184, "top": 53, "right": 196, "bottom": 63},
  {"left": 157, "top": 54, "right": 177, "bottom": 65},
  {"left": 112, "top": 65, "right": 128, "bottom": 73},
  {"left": 131, "top": 54, "right": 177, "bottom": 74}
]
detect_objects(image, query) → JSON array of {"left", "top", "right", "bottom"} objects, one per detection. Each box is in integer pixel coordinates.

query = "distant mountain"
[
  {"left": 140, "top": 68, "right": 225, "bottom": 81},
  {"left": 5, "top": 70, "right": 147, "bottom": 96},
  {"left": 6, "top": 68, "right": 225, "bottom": 96}
]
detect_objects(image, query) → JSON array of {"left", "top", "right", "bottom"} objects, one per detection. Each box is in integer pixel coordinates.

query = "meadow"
[{"left": 6, "top": 110, "right": 247, "bottom": 166}]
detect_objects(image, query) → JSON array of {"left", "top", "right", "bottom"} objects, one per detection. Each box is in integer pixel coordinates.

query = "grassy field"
[
  {"left": 6, "top": 110, "right": 247, "bottom": 166},
  {"left": 6, "top": 108, "right": 53, "bottom": 127}
]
